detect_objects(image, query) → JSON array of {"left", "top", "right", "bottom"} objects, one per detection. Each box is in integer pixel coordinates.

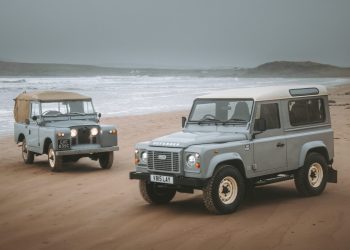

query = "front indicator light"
[
  {"left": 135, "top": 150, "right": 140, "bottom": 164},
  {"left": 109, "top": 129, "right": 117, "bottom": 135},
  {"left": 57, "top": 132, "right": 65, "bottom": 137}
]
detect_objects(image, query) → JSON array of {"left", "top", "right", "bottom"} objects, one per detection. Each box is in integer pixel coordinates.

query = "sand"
[{"left": 1, "top": 84, "right": 350, "bottom": 250}]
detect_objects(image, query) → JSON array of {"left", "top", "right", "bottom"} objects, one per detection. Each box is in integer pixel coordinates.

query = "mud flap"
[{"left": 328, "top": 167, "right": 337, "bottom": 183}]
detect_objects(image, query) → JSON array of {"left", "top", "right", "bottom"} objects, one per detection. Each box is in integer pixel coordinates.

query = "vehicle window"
[
  {"left": 255, "top": 103, "right": 280, "bottom": 130},
  {"left": 189, "top": 99, "right": 253, "bottom": 123},
  {"left": 30, "top": 102, "right": 40, "bottom": 117},
  {"left": 41, "top": 102, "right": 68, "bottom": 115},
  {"left": 68, "top": 101, "right": 95, "bottom": 114},
  {"left": 288, "top": 98, "right": 325, "bottom": 126}
]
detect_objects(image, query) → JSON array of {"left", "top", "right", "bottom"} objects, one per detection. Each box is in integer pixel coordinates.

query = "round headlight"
[
  {"left": 91, "top": 127, "right": 98, "bottom": 136},
  {"left": 71, "top": 128, "right": 78, "bottom": 137},
  {"left": 186, "top": 154, "right": 196, "bottom": 168},
  {"left": 141, "top": 151, "right": 148, "bottom": 163}
]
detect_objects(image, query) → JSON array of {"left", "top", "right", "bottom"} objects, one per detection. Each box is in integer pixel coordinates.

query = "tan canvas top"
[
  {"left": 13, "top": 91, "right": 91, "bottom": 123},
  {"left": 14, "top": 91, "right": 91, "bottom": 102}
]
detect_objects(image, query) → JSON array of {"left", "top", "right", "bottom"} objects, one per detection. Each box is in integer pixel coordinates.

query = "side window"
[
  {"left": 30, "top": 102, "right": 40, "bottom": 118},
  {"left": 255, "top": 103, "right": 281, "bottom": 130},
  {"left": 288, "top": 98, "right": 325, "bottom": 126}
]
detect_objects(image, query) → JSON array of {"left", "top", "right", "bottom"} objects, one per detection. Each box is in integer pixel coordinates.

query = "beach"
[{"left": 0, "top": 84, "right": 350, "bottom": 250}]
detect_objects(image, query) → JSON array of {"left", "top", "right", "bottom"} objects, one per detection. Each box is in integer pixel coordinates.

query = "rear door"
[{"left": 253, "top": 101, "right": 287, "bottom": 173}]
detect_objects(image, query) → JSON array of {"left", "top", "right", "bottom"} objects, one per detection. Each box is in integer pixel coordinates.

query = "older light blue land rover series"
[
  {"left": 130, "top": 85, "right": 337, "bottom": 214},
  {"left": 14, "top": 91, "right": 119, "bottom": 172}
]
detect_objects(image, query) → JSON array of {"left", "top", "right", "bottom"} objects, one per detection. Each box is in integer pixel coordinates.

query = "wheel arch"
[
  {"left": 43, "top": 137, "right": 53, "bottom": 154},
  {"left": 299, "top": 141, "right": 331, "bottom": 167},
  {"left": 206, "top": 153, "right": 247, "bottom": 179},
  {"left": 17, "top": 133, "right": 25, "bottom": 143}
]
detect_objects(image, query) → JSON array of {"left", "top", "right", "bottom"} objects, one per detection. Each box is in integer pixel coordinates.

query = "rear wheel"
[
  {"left": 99, "top": 152, "right": 114, "bottom": 169},
  {"left": 48, "top": 143, "right": 62, "bottom": 172},
  {"left": 139, "top": 180, "right": 176, "bottom": 204},
  {"left": 203, "top": 165, "right": 245, "bottom": 214},
  {"left": 22, "top": 138, "right": 34, "bottom": 164},
  {"left": 294, "top": 152, "right": 328, "bottom": 196}
]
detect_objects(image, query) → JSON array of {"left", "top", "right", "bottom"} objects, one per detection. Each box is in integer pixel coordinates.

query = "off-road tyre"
[
  {"left": 22, "top": 138, "right": 34, "bottom": 164},
  {"left": 99, "top": 152, "right": 114, "bottom": 169},
  {"left": 48, "top": 143, "right": 63, "bottom": 172},
  {"left": 203, "top": 165, "right": 245, "bottom": 214},
  {"left": 139, "top": 180, "right": 176, "bottom": 204},
  {"left": 294, "top": 152, "right": 328, "bottom": 196}
]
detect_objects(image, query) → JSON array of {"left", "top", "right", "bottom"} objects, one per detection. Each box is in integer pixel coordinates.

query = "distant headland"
[{"left": 1, "top": 60, "right": 350, "bottom": 77}]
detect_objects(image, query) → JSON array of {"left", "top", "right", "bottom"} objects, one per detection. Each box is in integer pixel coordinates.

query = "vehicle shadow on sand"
[
  {"left": 154, "top": 184, "right": 301, "bottom": 216},
  {"left": 243, "top": 184, "right": 300, "bottom": 207},
  {"left": 31, "top": 158, "right": 104, "bottom": 173}
]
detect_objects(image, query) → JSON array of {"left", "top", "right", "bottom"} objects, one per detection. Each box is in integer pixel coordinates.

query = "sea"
[{"left": 0, "top": 76, "right": 349, "bottom": 136}]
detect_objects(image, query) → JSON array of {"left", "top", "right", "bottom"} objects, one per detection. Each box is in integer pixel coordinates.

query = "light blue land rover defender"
[
  {"left": 14, "top": 91, "right": 119, "bottom": 172},
  {"left": 130, "top": 85, "right": 337, "bottom": 214}
]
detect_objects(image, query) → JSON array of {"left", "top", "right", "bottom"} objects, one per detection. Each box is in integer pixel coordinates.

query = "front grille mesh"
[
  {"left": 147, "top": 151, "right": 180, "bottom": 173},
  {"left": 78, "top": 127, "right": 91, "bottom": 144}
]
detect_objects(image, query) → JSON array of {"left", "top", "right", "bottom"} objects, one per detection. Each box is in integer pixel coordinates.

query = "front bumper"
[
  {"left": 129, "top": 171, "right": 208, "bottom": 189},
  {"left": 56, "top": 145, "right": 119, "bottom": 156}
]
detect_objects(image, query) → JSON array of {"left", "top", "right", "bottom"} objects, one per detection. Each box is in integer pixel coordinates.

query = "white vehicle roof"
[{"left": 199, "top": 85, "right": 328, "bottom": 101}]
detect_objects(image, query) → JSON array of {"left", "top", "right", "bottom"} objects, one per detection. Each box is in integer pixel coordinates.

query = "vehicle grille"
[
  {"left": 147, "top": 151, "right": 180, "bottom": 173},
  {"left": 78, "top": 127, "right": 91, "bottom": 144}
]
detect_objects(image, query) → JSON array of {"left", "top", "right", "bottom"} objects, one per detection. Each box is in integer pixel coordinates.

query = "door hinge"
[{"left": 252, "top": 164, "right": 258, "bottom": 171}]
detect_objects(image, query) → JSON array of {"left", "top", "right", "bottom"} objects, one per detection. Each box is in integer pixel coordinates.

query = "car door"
[
  {"left": 252, "top": 101, "right": 287, "bottom": 173},
  {"left": 27, "top": 102, "right": 40, "bottom": 150}
]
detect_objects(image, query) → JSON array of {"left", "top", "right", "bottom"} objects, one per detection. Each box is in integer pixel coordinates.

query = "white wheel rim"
[
  {"left": 48, "top": 148, "right": 55, "bottom": 168},
  {"left": 308, "top": 163, "right": 323, "bottom": 188},
  {"left": 22, "top": 141, "right": 28, "bottom": 160},
  {"left": 219, "top": 176, "right": 238, "bottom": 204}
]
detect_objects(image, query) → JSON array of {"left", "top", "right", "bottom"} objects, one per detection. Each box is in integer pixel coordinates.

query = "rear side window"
[
  {"left": 288, "top": 98, "right": 325, "bottom": 126},
  {"left": 30, "top": 102, "right": 40, "bottom": 117}
]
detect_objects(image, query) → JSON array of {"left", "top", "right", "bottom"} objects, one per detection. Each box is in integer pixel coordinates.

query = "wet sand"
[{"left": 1, "top": 84, "right": 350, "bottom": 250}]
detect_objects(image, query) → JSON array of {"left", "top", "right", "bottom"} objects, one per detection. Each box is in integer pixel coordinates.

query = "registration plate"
[
  {"left": 150, "top": 174, "right": 174, "bottom": 184},
  {"left": 58, "top": 139, "right": 71, "bottom": 150}
]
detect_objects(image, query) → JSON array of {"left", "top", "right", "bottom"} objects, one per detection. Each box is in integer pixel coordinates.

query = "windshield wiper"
[
  {"left": 197, "top": 117, "right": 223, "bottom": 125},
  {"left": 222, "top": 118, "right": 247, "bottom": 125},
  {"left": 69, "top": 112, "right": 86, "bottom": 115}
]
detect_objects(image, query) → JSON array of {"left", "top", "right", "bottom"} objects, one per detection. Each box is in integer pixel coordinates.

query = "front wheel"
[
  {"left": 48, "top": 143, "right": 62, "bottom": 172},
  {"left": 294, "top": 152, "right": 328, "bottom": 196},
  {"left": 139, "top": 180, "right": 176, "bottom": 204},
  {"left": 203, "top": 165, "right": 245, "bottom": 214},
  {"left": 99, "top": 152, "right": 114, "bottom": 169},
  {"left": 22, "top": 138, "right": 34, "bottom": 164}
]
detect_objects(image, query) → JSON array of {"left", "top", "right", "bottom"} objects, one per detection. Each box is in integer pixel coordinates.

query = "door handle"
[
  {"left": 276, "top": 142, "right": 285, "bottom": 147},
  {"left": 29, "top": 130, "right": 31, "bottom": 135}
]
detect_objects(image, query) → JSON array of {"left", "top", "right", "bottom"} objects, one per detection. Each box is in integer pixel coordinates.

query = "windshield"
[
  {"left": 41, "top": 100, "right": 95, "bottom": 116},
  {"left": 188, "top": 99, "right": 254, "bottom": 124}
]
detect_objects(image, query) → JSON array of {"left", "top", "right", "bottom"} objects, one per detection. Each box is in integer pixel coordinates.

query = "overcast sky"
[{"left": 0, "top": 0, "right": 349, "bottom": 68}]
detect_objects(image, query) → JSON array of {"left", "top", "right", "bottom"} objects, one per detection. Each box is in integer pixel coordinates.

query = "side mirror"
[
  {"left": 182, "top": 116, "right": 187, "bottom": 128},
  {"left": 32, "top": 116, "right": 37, "bottom": 121},
  {"left": 254, "top": 118, "right": 267, "bottom": 132},
  {"left": 25, "top": 119, "right": 30, "bottom": 125},
  {"left": 98, "top": 113, "right": 102, "bottom": 118}
]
